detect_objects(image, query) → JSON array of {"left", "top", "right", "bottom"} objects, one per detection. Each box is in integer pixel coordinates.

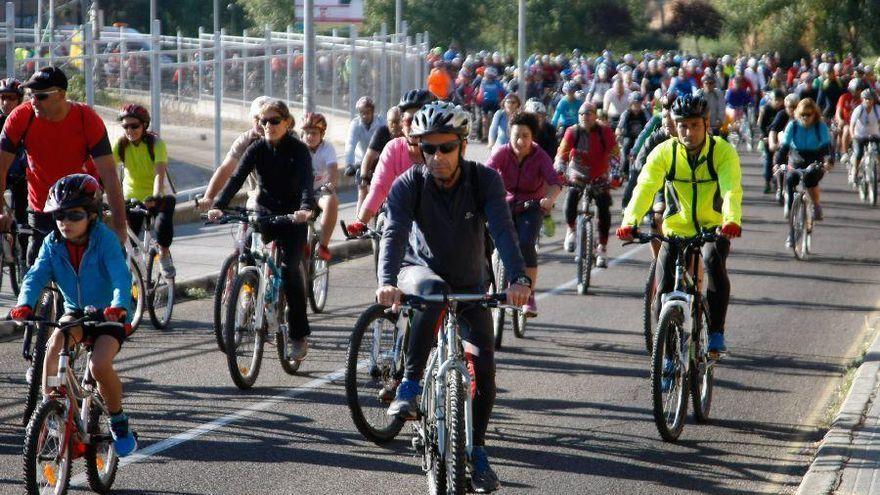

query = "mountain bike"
[
  {"left": 786, "top": 162, "right": 823, "bottom": 260},
  {"left": 303, "top": 217, "right": 329, "bottom": 314},
  {"left": 627, "top": 231, "right": 719, "bottom": 442},
  {"left": 125, "top": 200, "right": 174, "bottom": 330},
  {"left": 16, "top": 312, "right": 128, "bottom": 495},
  {"left": 207, "top": 206, "right": 254, "bottom": 353},
  {"left": 0, "top": 215, "right": 30, "bottom": 295},
  {"left": 570, "top": 179, "right": 607, "bottom": 295},
  {"left": 490, "top": 248, "right": 525, "bottom": 350}
]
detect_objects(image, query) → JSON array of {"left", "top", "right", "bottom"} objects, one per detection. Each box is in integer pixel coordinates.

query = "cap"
[{"left": 22, "top": 66, "right": 68, "bottom": 91}]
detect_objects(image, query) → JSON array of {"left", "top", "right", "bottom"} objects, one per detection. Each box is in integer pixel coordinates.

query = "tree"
[{"left": 664, "top": 0, "right": 723, "bottom": 52}]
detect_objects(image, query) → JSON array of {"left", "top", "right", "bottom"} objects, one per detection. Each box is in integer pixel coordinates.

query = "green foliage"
[{"left": 665, "top": 0, "right": 723, "bottom": 41}]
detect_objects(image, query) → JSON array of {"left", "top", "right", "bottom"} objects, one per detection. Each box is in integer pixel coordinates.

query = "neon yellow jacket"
[{"left": 621, "top": 135, "right": 742, "bottom": 236}]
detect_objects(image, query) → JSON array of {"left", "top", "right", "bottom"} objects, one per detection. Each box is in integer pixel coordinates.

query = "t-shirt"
[
  {"left": 367, "top": 125, "right": 394, "bottom": 153},
  {"left": 113, "top": 137, "right": 168, "bottom": 202},
  {"left": 769, "top": 111, "right": 790, "bottom": 134},
  {"left": 308, "top": 140, "right": 337, "bottom": 189},
  {"left": 226, "top": 128, "right": 263, "bottom": 207},
  {"left": 0, "top": 101, "right": 112, "bottom": 211}
]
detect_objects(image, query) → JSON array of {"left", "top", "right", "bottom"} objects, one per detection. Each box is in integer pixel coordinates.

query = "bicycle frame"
[{"left": 247, "top": 232, "right": 283, "bottom": 333}]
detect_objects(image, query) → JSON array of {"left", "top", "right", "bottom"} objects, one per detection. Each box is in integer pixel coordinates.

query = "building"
[{"left": 294, "top": 0, "right": 365, "bottom": 28}]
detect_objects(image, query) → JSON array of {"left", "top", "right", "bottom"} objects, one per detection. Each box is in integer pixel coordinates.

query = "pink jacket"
[{"left": 363, "top": 137, "right": 423, "bottom": 213}]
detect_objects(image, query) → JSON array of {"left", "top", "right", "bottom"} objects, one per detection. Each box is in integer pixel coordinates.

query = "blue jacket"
[{"left": 18, "top": 222, "right": 131, "bottom": 314}]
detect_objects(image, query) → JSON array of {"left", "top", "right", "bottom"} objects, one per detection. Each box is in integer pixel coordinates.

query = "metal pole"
[
  {"left": 198, "top": 26, "right": 204, "bottom": 100},
  {"left": 413, "top": 33, "right": 420, "bottom": 91},
  {"left": 6, "top": 2, "right": 14, "bottom": 77},
  {"left": 47, "top": 0, "right": 54, "bottom": 65},
  {"left": 423, "top": 31, "right": 430, "bottom": 88},
  {"left": 303, "top": 0, "right": 315, "bottom": 113},
  {"left": 264, "top": 24, "right": 272, "bottom": 97},
  {"left": 331, "top": 28, "right": 337, "bottom": 111},
  {"left": 517, "top": 0, "right": 526, "bottom": 103},
  {"left": 36, "top": 0, "right": 42, "bottom": 55},
  {"left": 242, "top": 28, "right": 248, "bottom": 105},
  {"left": 349, "top": 24, "right": 357, "bottom": 118},
  {"left": 151, "top": 18, "right": 161, "bottom": 135},
  {"left": 394, "top": 0, "right": 401, "bottom": 38},
  {"left": 213, "top": 29, "right": 222, "bottom": 168},
  {"left": 286, "top": 24, "right": 292, "bottom": 103},
  {"left": 177, "top": 29, "right": 182, "bottom": 101},
  {"left": 150, "top": 0, "right": 156, "bottom": 27},
  {"left": 84, "top": 21, "right": 94, "bottom": 105},
  {"left": 119, "top": 25, "right": 125, "bottom": 95},
  {"left": 399, "top": 21, "right": 408, "bottom": 94},
  {"left": 214, "top": 0, "right": 220, "bottom": 32}
]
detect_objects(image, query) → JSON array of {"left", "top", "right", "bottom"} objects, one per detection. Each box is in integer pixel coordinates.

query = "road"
[{"left": 1, "top": 145, "right": 878, "bottom": 494}]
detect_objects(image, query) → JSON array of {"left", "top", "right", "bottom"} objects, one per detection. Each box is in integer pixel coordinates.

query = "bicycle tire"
[
  {"left": 23, "top": 399, "right": 72, "bottom": 495},
  {"left": 307, "top": 236, "right": 329, "bottom": 313},
  {"left": 425, "top": 350, "right": 447, "bottom": 495},
  {"left": 491, "top": 251, "right": 506, "bottom": 350},
  {"left": 128, "top": 258, "right": 146, "bottom": 333},
  {"left": 23, "top": 290, "right": 55, "bottom": 426},
  {"left": 345, "top": 304, "right": 406, "bottom": 444},
  {"left": 224, "top": 268, "right": 265, "bottom": 389},
  {"left": 85, "top": 402, "right": 120, "bottom": 493},
  {"left": 791, "top": 194, "right": 807, "bottom": 260},
  {"left": 445, "top": 368, "right": 468, "bottom": 495},
  {"left": 690, "top": 300, "right": 714, "bottom": 424},
  {"left": 651, "top": 305, "right": 689, "bottom": 442},
  {"left": 643, "top": 258, "right": 658, "bottom": 355},
  {"left": 146, "top": 248, "right": 175, "bottom": 330},
  {"left": 870, "top": 159, "right": 878, "bottom": 207},
  {"left": 275, "top": 292, "right": 301, "bottom": 375},
  {"left": 577, "top": 215, "right": 594, "bottom": 295},
  {"left": 514, "top": 309, "right": 527, "bottom": 338},
  {"left": 213, "top": 253, "right": 239, "bottom": 353}
]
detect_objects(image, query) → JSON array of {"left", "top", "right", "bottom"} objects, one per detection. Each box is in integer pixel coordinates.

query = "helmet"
[
  {"left": 721, "top": 55, "right": 733, "bottom": 65},
  {"left": 629, "top": 92, "right": 644, "bottom": 103},
  {"left": 398, "top": 89, "right": 434, "bottom": 112},
  {"left": 0, "top": 77, "right": 23, "bottom": 95},
  {"left": 355, "top": 96, "right": 375, "bottom": 111},
  {"left": 117, "top": 103, "right": 150, "bottom": 128},
  {"left": 409, "top": 101, "right": 471, "bottom": 138},
  {"left": 43, "top": 174, "right": 102, "bottom": 214},
  {"left": 861, "top": 88, "right": 876, "bottom": 101},
  {"left": 784, "top": 93, "right": 800, "bottom": 107},
  {"left": 848, "top": 78, "right": 862, "bottom": 92},
  {"left": 562, "top": 81, "right": 576, "bottom": 94},
  {"left": 701, "top": 74, "right": 717, "bottom": 85},
  {"left": 485, "top": 66, "right": 499, "bottom": 78},
  {"left": 249, "top": 95, "right": 273, "bottom": 118},
  {"left": 523, "top": 98, "right": 547, "bottom": 114},
  {"left": 301, "top": 112, "right": 328, "bottom": 133},
  {"left": 671, "top": 94, "right": 708, "bottom": 120}
]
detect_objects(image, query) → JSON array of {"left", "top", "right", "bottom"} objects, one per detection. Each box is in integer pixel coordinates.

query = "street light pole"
[
  {"left": 303, "top": 0, "right": 315, "bottom": 112},
  {"left": 517, "top": 0, "right": 526, "bottom": 103},
  {"left": 394, "top": 0, "right": 401, "bottom": 39}
]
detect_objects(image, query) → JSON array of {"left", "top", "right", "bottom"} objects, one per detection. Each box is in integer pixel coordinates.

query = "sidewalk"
[{"left": 797, "top": 327, "right": 880, "bottom": 494}]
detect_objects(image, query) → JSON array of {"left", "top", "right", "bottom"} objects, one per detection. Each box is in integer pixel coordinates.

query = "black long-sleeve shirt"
[{"left": 214, "top": 134, "right": 315, "bottom": 214}]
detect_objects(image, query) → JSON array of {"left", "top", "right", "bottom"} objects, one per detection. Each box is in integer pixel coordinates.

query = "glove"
[
  {"left": 616, "top": 225, "right": 637, "bottom": 241},
  {"left": 610, "top": 175, "right": 623, "bottom": 189},
  {"left": 343, "top": 164, "right": 358, "bottom": 177},
  {"left": 9, "top": 305, "right": 33, "bottom": 321},
  {"left": 720, "top": 223, "right": 742, "bottom": 238},
  {"left": 346, "top": 220, "right": 367, "bottom": 237},
  {"left": 103, "top": 307, "right": 128, "bottom": 323}
]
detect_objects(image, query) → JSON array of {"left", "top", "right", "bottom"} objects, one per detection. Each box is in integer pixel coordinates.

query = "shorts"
[
  {"left": 481, "top": 101, "right": 500, "bottom": 114},
  {"left": 62, "top": 310, "right": 128, "bottom": 348}
]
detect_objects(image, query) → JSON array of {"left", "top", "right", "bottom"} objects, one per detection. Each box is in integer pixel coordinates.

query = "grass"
[
  {"left": 818, "top": 320, "right": 880, "bottom": 429},
  {"left": 184, "top": 287, "right": 210, "bottom": 300}
]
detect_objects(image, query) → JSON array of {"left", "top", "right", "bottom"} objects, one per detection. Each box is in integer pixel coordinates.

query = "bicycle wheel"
[
  {"left": 869, "top": 159, "right": 878, "bottom": 207},
  {"left": 224, "top": 268, "right": 265, "bottom": 389},
  {"left": 643, "top": 258, "right": 658, "bottom": 355},
  {"left": 85, "top": 402, "right": 119, "bottom": 493},
  {"left": 8, "top": 233, "right": 24, "bottom": 295},
  {"left": 23, "top": 399, "right": 72, "bottom": 495},
  {"left": 444, "top": 368, "right": 468, "bottom": 495},
  {"left": 576, "top": 215, "right": 594, "bottom": 295},
  {"left": 307, "top": 237, "right": 329, "bottom": 313},
  {"left": 275, "top": 292, "right": 301, "bottom": 375},
  {"left": 790, "top": 194, "right": 807, "bottom": 260},
  {"left": 424, "top": 351, "right": 447, "bottom": 495},
  {"left": 213, "top": 253, "right": 239, "bottom": 353},
  {"left": 690, "top": 300, "right": 714, "bottom": 424},
  {"left": 650, "top": 305, "right": 689, "bottom": 442},
  {"left": 491, "top": 251, "right": 506, "bottom": 350},
  {"left": 345, "top": 304, "right": 406, "bottom": 444},
  {"left": 146, "top": 248, "right": 175, "bottom": 330},
  {"left": 514, "top": 308, "right": 527, "bottom": 339},
  {"left": 128, "top": 259, "right": 146, "bottom": 333},
  {"left": 23, "top": 291, "right": 54, "bottom": 426}
]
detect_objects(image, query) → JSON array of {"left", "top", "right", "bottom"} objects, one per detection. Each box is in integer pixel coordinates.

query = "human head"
[
  {"left": 356, "top": 96, "right": 375, "bottom": 124},
  {"left": 118, "top": 103, "right": 150, "bottom": 142},
  {"left": 794, "top": 98, "right": 821, "bottom": 126},
  {"left": 258, "top": 99, "right": 294, "bottom": 143},
  {"left": 386, "top": 106, "right": 403, "bottom": 137},
  {"left": 772, "top": 89, "right": 786, "bottom": 108},
  {"left": 23, "top": 66, "right": 68, "bottom": 119},
  {"left": 671, "top": 94, "right": 708, "bottom": 151},
  {"left": 301, "top": 112, "right": 328, "bottom": 148},
  {"left": 502, "top": 93, "right": 521, "bottom": 115},
  {"left": 784, "top": 93, "right": 799, "bottom": 115},
  {"left": 861, "top": 88, "right": 876, "bottom": 106},
  {"left": 44, "top": 174, "right": 102, "bottom": 241},
  {"left": 509, "top": 112, "right": 538, "bottom": 157},
  {"left": 249, "top": 95, "right": 273, "bottom": 132},
  {"left": 409, "top": 101, "right": 471, "bottom": 184},
  {"left": 0, "top": 77, "right": 23, "bottom": 116},
  {"left": 578, "top": 101, "right": 598, "bottom": 128}
]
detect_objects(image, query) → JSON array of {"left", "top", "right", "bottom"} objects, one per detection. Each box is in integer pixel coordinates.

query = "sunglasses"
[
  {"left": 419, "top": 140, "right": 460, "bottom": 155},
  {"left": 121, "top": 123, "right": 142, "bottom": 130},
  {"left": 260, "top": 116, "right": 283, "bottom": 126},
  {"left": 53, "top": 210, "right": 88, "bottom": 222},
  {"left": 28, "top": 90, "right": 59, "bottom": 101}
]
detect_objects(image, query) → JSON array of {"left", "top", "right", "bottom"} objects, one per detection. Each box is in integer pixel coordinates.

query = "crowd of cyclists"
[{"left": 3, "top": 44, "right": 880, "bottom": 493}]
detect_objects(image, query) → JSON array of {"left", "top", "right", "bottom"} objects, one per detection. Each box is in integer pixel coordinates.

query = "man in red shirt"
[{"left": 0, "top": 66, "right": 127, "bottom": 261}]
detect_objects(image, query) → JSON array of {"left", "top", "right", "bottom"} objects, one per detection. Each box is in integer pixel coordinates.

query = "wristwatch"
[{"left": 513, "top": 275, "right": 532, "bottom": 287}]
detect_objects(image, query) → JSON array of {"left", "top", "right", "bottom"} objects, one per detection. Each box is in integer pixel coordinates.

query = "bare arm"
[
  {"left": 94, "top": 154, "right": 128, "bottom": 244},
  {"left": 0, "top": 150, "right": 14, "bottom": 211},
  {"left": 152, "top": 162, "right": 168, "bottom": 197},
  {"left": 200, "top": 155, "right": 239, "bottom": 207},
  {"left": 360, "top": 148, "right": 380, "bottom": 178}
]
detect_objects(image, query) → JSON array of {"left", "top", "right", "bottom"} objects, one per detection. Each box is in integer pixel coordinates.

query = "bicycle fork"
[
  {"left": 660, "top": 263, "right": 694, "bottom": 367},
  {"left": 434, "top": 320, "right": 475, "bottom": 460}
]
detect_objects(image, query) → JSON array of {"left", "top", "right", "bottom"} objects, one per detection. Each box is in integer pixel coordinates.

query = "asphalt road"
[{"left": 1, "top": 145, "right": 879, "bottom": 494}]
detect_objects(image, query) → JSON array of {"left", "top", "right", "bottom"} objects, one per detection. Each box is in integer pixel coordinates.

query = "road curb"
[{"left": 796, "top": 328, "right": 880, "bottom": 495}]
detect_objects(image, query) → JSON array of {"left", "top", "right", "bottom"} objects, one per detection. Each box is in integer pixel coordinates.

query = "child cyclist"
[{"left": 10, "top": 174, "right": 137, "bottom": 456}]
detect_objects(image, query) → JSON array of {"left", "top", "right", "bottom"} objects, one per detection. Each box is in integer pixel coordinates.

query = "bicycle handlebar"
[
  {"left": 339, "top": 220, "right": 381, "bottom": 240},
  {"left": 623, "top": 230, "right": 719, "bottom": 247},
  {"left": 399, "top": 292, "right": 507, "bottom": 309}
]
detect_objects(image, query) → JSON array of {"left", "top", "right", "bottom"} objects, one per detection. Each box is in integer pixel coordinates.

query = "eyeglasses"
[
  {"left": 419, "top": 140, "right": 460, "bottom": 155},
  {"left": 121, "top": 123, "right": 142, "bottom": 130},
  {"left": 0, "top": 95, "right": 19, "bottom": 102},
  {"left": 798, "top": 112, "right": 816, "bottom": 119},
  {"left": 53, "top": 210, "right": 88, "bottom": 222},
  {"left": 28, "top": 90, "right": 59, "bottom": 101},
  {"left": 260, "top": 116, "right": 283, "bottom": 126}
]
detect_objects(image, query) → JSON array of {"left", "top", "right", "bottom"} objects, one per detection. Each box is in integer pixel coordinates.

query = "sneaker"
[
  {"left": 316, "top": 244, "right": 332, "bottom": 262},
  {"left": 387, "top": 378, "right": 421, "bottom": 419},
  {"left": 708, "top": 332, "right": 727, "bottom": 356},
  {"left": 563, "top": 229, "right": 575, "bottom": 253},
  {"left": 108, "top": 413, "right": 138, "bottom": 457},
  {"left": 813, "top": 203, "right": 823, "bottom": 221},
  {"left": 596, "top": 244, "right": 608, "bottom": 268},
  {"left": 785, "top": 234, "right": 793, "bottom": 248},
  {"left": 470, "top": 446, "right": 501, "bottom": 493},
  {"left": 660, "top": 358, "right": 676, "bottom": 393},
  {"left": 159, "top": 251, "right": 175, "bottom": 278},
  {"left": 378, "top": 378, "right": 400, "bottom": 403},
  {"left": 287, "top": 336, "right": 309, "bottom": 362},
  {"left": 541, "top": 214, "right": 556, "bottom": 238},
  {"left": 523, "top": 295, "right": 537, "bottom": 317}
]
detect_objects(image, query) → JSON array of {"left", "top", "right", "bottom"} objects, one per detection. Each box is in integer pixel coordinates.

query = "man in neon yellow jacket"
[{"left": 618, "top": 94, "right": 743, "bottom": 357}]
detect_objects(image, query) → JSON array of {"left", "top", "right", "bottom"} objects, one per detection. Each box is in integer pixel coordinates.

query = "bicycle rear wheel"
[
  {"left": 576, "top": 215, "right": 594, "bottom": 295},
  {"left": 224, "top": 268, "right": 265, "bottom": 389},
  {"left": 275, "top": 292, "right": 301, "bottom": 375},
  {"left": 790, "top": 194, "right": 808, "bottom": 260},
  {"left": 307, "top": 237, "right": 329, "bottom": 313},
  {"left": 690, "top": 300, "right": 714, "bottom": 424},
  {"left": 643, "top": 258, "right": 658, "bottom": 354},
  {"left": 868, "top": 159, "right": 878, "bottom": 207},
  {"left": 85, "top": 402, "right": 120, "bottom": 493},
  {"left": 213, "top": 253, "right": 239, "bottom": 353},
  {"left": 128, "top": 258, "right": 146, "bottom": 333},
  {"left": 23, "top": 290, "right": 55, "bottom": 426},
  {"left": 345, "top": 304, "right": 406, "bottom": 444},
  {"left": 146, "top": 248, "right": 175, "bottom": 330},
  {"left": 651, "top": 305, "right": 689, "bottom": 442},
  {"left": 23, "top": 399, "right": 72, "bottom": 495},
  {"left": 491, "top": 251, "right": 506, "bottom": 350}
]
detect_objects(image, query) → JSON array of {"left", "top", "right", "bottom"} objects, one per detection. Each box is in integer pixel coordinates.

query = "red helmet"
[
  {"left": 44, "top": 174, "right": 102, "bottom": 214},
  {"left": 117, "top": 103, "right": 150, "bottom": 128},
  {"left": 301, "top": 112, "right": 328, "bottom": 134}
]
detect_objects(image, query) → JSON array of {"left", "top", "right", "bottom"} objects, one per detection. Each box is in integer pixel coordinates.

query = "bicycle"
[
  {"left": 207, "top": 205, "right": 254, "bottom": 353},
  {"left": 303, "top": 216, "right": 330, "bottom": 314},
  {"left": 15, "top": 312, "right": 128, "bottom": 495},
  {"left": 569, "top": 178, "right": 607, "bottom": 295},
  {"left": 340, "top": 217, "right": 383, "bottom": 276},
  {"left": 0, "top": 215, "right": 30, "bottom": 295},
  {"left": 786, "top": 162, "right": 823, "bottom": 260},
  {"left": 125, "top": 199, "right": 174, "bottom": 330},
  {"left": 627, "top": 230, "right": 719, "bottom": 442},
  {"left": 855, "top": 140, "right": 878, "bottom": 207}
]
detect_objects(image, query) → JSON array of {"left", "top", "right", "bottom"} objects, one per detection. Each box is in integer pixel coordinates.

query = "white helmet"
[
  {"left": 623, "top": 53, "right": 634, "bottom": 64},
  {"left": 249, "top": 95, "right": 273, "bottom": 118},
  {"left": 524, "top": 98, "right": 547, "bottom": 115},
  {"left": 410, "top": 101, "right": 471, "bottom": 138}
]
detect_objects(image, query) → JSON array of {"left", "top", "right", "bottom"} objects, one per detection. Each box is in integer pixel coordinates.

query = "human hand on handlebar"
[
  {"left": 507, "top": 282, "right": 530, "bottom": 307},
  {"left": 206, "top": 209, "right": 223, "bottom": 222},
  {"left": 617, "top": 225, "right": 637, "bottom": 242},
  {"left": 289, "top": 210, "right": 313, "bottom": 224},
  {"left": 196, "top": 195, "right": 214, "bottom": 212},
  {"left": 376, "top": 285, "right": 403, "bottom": 309}
]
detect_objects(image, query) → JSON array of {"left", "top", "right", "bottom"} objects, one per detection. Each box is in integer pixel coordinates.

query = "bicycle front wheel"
[
  {"left": 491, "top": 251, "right": 506, "bottom": 350},
  {"left": 443, "top": 368, "right": 468, "bottom": 495},
  {"left": 791, "top": 194, "right": 808, "bottom": 260},
  {"left": 345, "top": 304, "right": 406, "bottom": 444},
  {"left": 643, "top": 258, "right": 658, "bottom": 354},
  {"left": 146, "top": 248, "right": 175, "bottom": 330},
  {"left": 224, "top": 268, "right": 265, "bottom": 389},
  {"left": 23, "top": 399, "right": 72, "bottom": 495},
  {"left": 307, "top": 237, "right": 329, "bottom": 313},
  {"left": 869, "top": 159, "right": 878, "bottom": 207},
  {"left": 128, "top": 258, "right": 146, "bottom": 333},
  {"left": 651, "top": 305, "right": 689, "bottom": 442},
  {"left": 85, "top": 402, "right": 120, "bottom": 493},
  {"left": 576, "top": 215, "right": 594, "bottom": 295}
]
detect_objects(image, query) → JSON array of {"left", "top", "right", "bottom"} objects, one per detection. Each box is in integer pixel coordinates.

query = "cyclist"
[
  {"left": 377, "top": 101, "right": 530, "bottom": 493},
  {"left": 618, "top": 94, "right": 743, "bottom": 360},
  {"left": 556, "top": 102, "right": 619, "bottom": 268},
  {"left": 346, "top": 89, "right": 433, "bottom": 234},
  {"left": 486, "top": 112, "right": 562, "bottom": 316},
  {"left": 113, "top": 104, "right": 176, "bottom": 277},
  {"left": 616, "top": 93, "right": 651, "bottom": 180},
  {"left": 849, "top": 89, "right": 880, "bottom": 184},
  {"left": 725, "top": 76, "right": 753, "bottom": 135},
  {"left": 343, "top": 96, "right": 385, "bottom": 177},
  {"left": 603, "top": 75, "right": 631, "bottom": 130},
  {"left": 301, "top": 112, "right": 338, "bottom": 261},
  {"left": 356, "top": 105, "right": 403, "bottom": 215},
  {"left": 696, "top": 74, "right": 726, "bottom": 137},
  {"left": 10, "top": 174, "right": 137, "bottom": 456},
  {"left": 836, "top": 78, "right": 863, "bottom": 166},
  {"left": 550, "top": 81, "right": 583, "bottom": 135},
  {"left": 0, "top": 77, "right": 28, "bottom": 251},
  {"left": 757, "top": 90, "right": 786, "bottom": 194},
  {"left": 775, "top": 98, "right": 833, "bottom": 239},
  {"left": 477, "top": 66, "right": 506, "bottom": 142},
  {"left": 488, "top": 93, "right": 521, "bottom": 152},
  {"left": 207, "top": 99, "right": 315, "bottom": 362},
  {"left": 0, "top": 66, "right": 128, "bottom": 257},
  {"left": 523, "top": 98, "right": 558, "bottom": 158}
]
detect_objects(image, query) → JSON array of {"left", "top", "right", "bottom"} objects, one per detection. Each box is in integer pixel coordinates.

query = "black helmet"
[
  {"left": 0, "top": 77, "right": 23, "bottom": 96},
  {"left": 671, "top": 93, "right": 709, "bottom": 120},
  {"left": 398, "top": 89, "right": 434, "bottom": 112},
  {"left": 43, "top": 174, "right": 102, "bottom": 214}
]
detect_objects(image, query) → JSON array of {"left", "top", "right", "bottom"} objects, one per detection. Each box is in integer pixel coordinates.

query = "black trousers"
[
  {"left": 565, "top": 186, "right": 612, "bottom": 245},
  {"left": 261, "top": 219, "right": 310, "bottom": 339},
  {"left": 126, "top": 195, "right": 176, "bottom": 248}
]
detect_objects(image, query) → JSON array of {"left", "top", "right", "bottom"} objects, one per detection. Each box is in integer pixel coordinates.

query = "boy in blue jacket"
[{"left": 10, "top": 174, "right": 137, "bottom": 456}]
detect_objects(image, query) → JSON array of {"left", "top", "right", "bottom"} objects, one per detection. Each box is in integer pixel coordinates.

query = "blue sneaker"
[
  {"left": 708, "top": 332, "right": 727, "bottom": 356},
  {"left": 470, "top": 446, "right": 500, "bottom": 493},
  {"left": 660, "top": 358, "right": 676, "bottom": 393},
  {"left": 387, "top": 379, "right": 421, "bottom": 419},
  {"left": 108, "top": 413, "right": 138, "bottom": 457}
]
